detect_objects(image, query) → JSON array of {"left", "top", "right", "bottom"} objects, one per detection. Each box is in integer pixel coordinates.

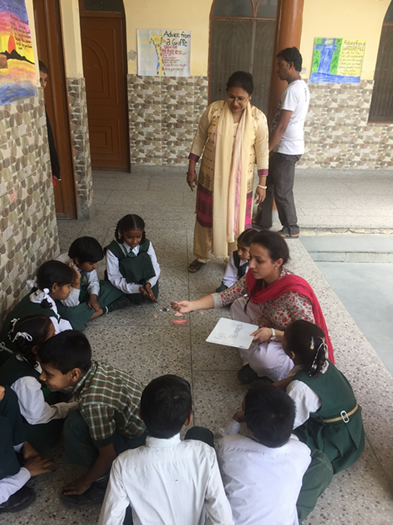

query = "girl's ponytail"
[{"left": 285, "top": 320, "right": 327, "bottom": 378}]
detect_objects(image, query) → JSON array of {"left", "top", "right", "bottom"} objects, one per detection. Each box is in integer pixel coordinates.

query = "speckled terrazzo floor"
[{"left": 2, "top": 167, "right": 393, "bottom": 524}]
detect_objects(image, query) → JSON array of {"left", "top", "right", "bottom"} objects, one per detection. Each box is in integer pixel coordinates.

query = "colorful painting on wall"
[
  {"left": 137, "top": 29, "right": 191, "bottom": 77},
  {"left": 310, "top": 38, "right": 366, "bottom": 84},
  {"left": 0, "top": 0, "right": 36, "bottom": 105}
]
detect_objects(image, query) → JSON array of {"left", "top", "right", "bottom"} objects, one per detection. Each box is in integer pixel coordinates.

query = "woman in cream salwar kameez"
[{"left": 186, "top": 71, "right": 269, "bottom": 273}]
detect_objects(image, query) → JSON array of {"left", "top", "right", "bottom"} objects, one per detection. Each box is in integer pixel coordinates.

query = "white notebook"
[{"left": 206, "top": 318, "right": 255, "bottom": 349}]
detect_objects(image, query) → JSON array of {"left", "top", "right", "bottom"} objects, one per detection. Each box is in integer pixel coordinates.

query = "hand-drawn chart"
[
  {"left": 310, "top": 38, "right": 366, "bottom": 84},
  {"left": 206, "top": 318, "right": 255, "bottom": 349},
  {"left": 137, "top": 29, "right": 191, "bottom": 77}
]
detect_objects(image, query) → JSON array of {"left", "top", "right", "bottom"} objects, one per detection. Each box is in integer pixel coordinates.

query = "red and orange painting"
[{"left": 0, "top": 0, "right": 36, "bottom": 105}]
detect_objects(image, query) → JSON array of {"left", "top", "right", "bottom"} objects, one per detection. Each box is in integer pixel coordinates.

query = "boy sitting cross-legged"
[
  {"left": 216, "top": 382, "right": 333, "bottom": 525},
  {"left": 99, "top": 374, "right": 234, "bottom": 525},
  {"left": 37, "top": 330, "right": 146, "bottom": 508}
]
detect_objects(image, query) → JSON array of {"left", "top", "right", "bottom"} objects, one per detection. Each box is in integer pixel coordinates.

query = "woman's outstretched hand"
[
  {"left": 250, "top": 327, "right": 272, "bottom": 344},
  {"left": 171, "top": 301, "right": 193, "bottom": 314}
]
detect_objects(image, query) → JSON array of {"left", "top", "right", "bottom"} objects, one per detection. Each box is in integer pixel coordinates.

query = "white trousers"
[{"left": 230, "top": 297, "right": 293, "bottom": 382}]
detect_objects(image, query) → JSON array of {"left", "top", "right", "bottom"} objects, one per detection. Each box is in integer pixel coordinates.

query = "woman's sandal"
[
  {"left": 188, "top": 259, "right": 206, "bottom": 273},
  {"left": 278, "top": 229, "right": 299, "bottom": 239}
]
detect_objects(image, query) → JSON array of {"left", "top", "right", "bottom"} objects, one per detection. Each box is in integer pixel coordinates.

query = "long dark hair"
[
  {"left": 245, "top": 230, "right": 290, "bottom": 310},
  {"left": 285, "top": 320, "right": 327, "bottom": 377},
  {"left": 8, "top": 315, "right": 53, "bottom": 368},
  {"left": 36, "top": 261, "right": 73, "bottom": 308},
  {"left": 114, "top": 214, "right": 146, "bottom": 245}
]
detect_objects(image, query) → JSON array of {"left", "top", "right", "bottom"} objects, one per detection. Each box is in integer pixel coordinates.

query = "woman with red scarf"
[{"left": 172, "top": 231, "right": 334, "bottom": 382}]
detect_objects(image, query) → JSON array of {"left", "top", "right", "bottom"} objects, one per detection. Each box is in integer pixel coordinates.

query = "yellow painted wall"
[
  {"left": 60, "top": 0, "right": 84, "bottom": 78},
  {"left": 124, "top": 0, "right": 212, "bottom": 75},
  {"left": 301, "top": 0, "right": 391, "bottom": 79}
]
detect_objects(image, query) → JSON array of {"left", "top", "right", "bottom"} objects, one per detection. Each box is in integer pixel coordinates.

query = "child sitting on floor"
[
  {"left": 216, "top": 229, "right": 257, "bottom": 292},
  {"left": 216, "top": 382, "right": 333, "bottom": 525},
  {"left": 282, "top": 319, "right": 365, "bottom": 474},
  {"left": 37, "top": 330, "right": 146, "bottom": 509},
  {"left": 0, "top": 315, "right": 77, "bottom": 452},
  {"left": 57, "top": 236, "right": 129, "bottom": 330},
  {"left": 99, "top": 375, "right": 233, "bottom": 525},
  {"left": 0, "top": 261, "right": 73, "bottom": 365},
  {"left": 0, "top": 385, "right": 54, "bottom": 513},
  {"left": 106, "top": 214, "right": 160, "bottom": 304}
]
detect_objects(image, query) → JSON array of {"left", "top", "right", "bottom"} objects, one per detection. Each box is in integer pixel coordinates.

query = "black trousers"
[{"left": 255, "top": 152, "right": 301, "bottom": 235}]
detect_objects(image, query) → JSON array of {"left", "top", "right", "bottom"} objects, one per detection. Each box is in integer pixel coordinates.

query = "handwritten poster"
[
  {"left": 206, "top": 318, "right": 255, "bottom": 349},
  {"left": 310, "top": 38, "right": 366, "bottom": 84},
  {"left": 137, "top": 29, "right": 191, "bottom": 77},
  {"left": 0, "top": 0, "right": 36, "bottom": 105}
]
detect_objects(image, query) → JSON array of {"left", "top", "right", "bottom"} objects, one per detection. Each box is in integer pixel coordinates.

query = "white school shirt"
[
  {"left": 98, "top": 433, "right": 234, "bottom": 525},
  {"left": 222, "top": 253, "right": 248, "bottom": 288},
  {"left": 273, "top": 79, "right": 310, "bottom": 155},
  {"left": 11, "top": 356, "right": 78, "bottom": 425},
  {"left": 286, "top": 363, "right": 328, "bottom": 429},
  {"left": 216, "top": 420, "right": 311, "bottom": 525},
  {"left": 0, "top": 467, "right": 30, "bottom": 505},
  {"left": 106, "top": 241, "right": 161, "bottom": 295},
  {"left": 57, "top": 253, "right": 100, "bottom": 306}
]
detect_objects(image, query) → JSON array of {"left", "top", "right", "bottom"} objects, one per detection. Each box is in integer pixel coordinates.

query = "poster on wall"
[
  {"left": 310, "top": 38, "right": 366, "bottom": 84},
  {"left": 0, "top": 0, "right": 36, "bottom": 105},
  {"left": 137, "top": 29, "right": 191, "bottom": 77}
]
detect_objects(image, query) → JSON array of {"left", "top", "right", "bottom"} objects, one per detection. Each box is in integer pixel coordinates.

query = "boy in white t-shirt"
[{"left": 255, "top": 47, "right": 310, "bottom": 238}]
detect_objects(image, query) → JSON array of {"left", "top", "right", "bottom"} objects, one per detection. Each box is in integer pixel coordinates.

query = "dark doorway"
[
  {"left": 79, "top": 0, "right": 130, "bottom": 171},
  {"left": 33, "top": 0, "right": 77, "bottom": 219}
]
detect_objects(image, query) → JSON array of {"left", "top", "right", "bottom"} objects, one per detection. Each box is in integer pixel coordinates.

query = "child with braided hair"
[
  {"left": 0, "top": 261, "right": 73, "bottom": 364},
  {"left": 282, "top": 319, "right": 365, "bottom": 474},
  {"left": 106, "top": 214, "right": 160, "bottom": 304},
  {"left": 0, "top": 315, "right": 77, "bottom": 451}
]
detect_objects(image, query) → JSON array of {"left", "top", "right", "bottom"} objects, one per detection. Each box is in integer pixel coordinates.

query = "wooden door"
[
  {"left": 33, "top": 0, "right": 77, "bottom": 219},
  {"left": 80, "top": 2, "right": 129, "bottom": 171}
]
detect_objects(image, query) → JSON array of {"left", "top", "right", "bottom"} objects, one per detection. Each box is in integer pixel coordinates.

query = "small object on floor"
[
  {"left": 200, "top": 311, "right": 204, "bottom": 315},
  {"left": 174, "top": 311, "right": 183, "bottom": 317},
  {"left": 106, "top": 295, "right": 131, "bottom": 313},
  {"left": 171, "top": 319, "right": 189, "bottom": 325},
  {"left": 278, "top": 229, "right": 299, "bottom": 239},
  {"left": 60, "top": 482, "right": 106, "bottom": 508},
  {"left": 154, "top": 314, "right": 158, "bottom": 318},
  {"left": 0, "top": 486, "right": 36, "bottom": 513},
  {"left": 160, "top": 307, "right": 170, "bottom": 312},
  {"left": 188, "top": 259, "right": 206, "bottom": 273}
]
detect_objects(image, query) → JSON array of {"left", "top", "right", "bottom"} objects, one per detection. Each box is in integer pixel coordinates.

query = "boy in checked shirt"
[{"left": 37, "top": 330, "right": 146, "bottom": 508}]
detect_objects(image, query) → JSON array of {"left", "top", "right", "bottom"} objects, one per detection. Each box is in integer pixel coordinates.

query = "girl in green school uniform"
[
  {"left": 106, "top": 214, "right": 161, "bottom": 305},
  {"left": 282, "top": 320, "right": 365, "bottom": 474},
  {"left": 0, "top": 315, "right": 77, "bottom": 451},
  {"left": 0, "top": 261, "right": 73, "bottom": 365}
]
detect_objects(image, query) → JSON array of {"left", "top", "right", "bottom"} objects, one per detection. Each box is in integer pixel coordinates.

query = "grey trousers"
[{"left": 255, "top": 152, "right": 301, "bottom": 235}]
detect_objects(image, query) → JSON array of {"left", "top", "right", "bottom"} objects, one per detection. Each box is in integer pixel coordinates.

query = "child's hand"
[
  {"left": 63, "top": 476, "right": 91, "bottom": 496},
  {"left": 171, "top": 301, "right": 193, "bottom": 314},
  {"left": 24, "top": 455, "right": 55, "bottom": 477},
  {"left": 67, "top": 259, "right": 81, "bottom": 288},
  {"left": 233, "top": 410, "right": 245, "bottom": 423},
  {"left": 139, "top": 284, "right": 157, "bottom": 303},
  {"left": 87, "top": 294, "right": 100, "bottom": 311},
  {"left": 251, "top": 327, "right": 272, "bottom": 344}
]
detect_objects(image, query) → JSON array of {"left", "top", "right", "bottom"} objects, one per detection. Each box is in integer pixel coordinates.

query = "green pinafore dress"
[{"left": 292, "top": 361, "right": 365, "bottom": 473}]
